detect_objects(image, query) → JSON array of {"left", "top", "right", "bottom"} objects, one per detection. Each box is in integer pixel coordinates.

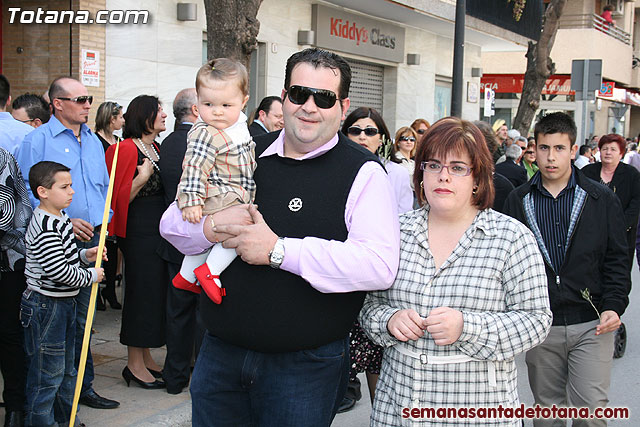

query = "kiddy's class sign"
[{"left": 311, "top": 4, "right": 405, "bottom": 63}]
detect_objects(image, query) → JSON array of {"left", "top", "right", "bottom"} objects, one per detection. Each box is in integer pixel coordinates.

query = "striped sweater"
[{"left": 25, "top": 207, "right": 97, "bottom": 297}]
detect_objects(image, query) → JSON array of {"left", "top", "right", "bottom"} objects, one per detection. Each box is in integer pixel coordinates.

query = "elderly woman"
[
  {"left": 522, "top": 140, "right": 539, "bottom": 179},
  {"left": 393, "top": 126, "right": 417, "bottom": 180},
  {"left": 338, "top": 107, "right": 413, "bottom": 412},
  {"left": 106, "top": 95, "right": 168, "bottom": 389},
  {"left": 360, "top": 117, "right": 551, "bottom": 426},
  {"left": 582, "top": 134, "right": 640, "bottom": 268},
  {"left": 95, "top": 101, "right": 125, "bottom": 310}
]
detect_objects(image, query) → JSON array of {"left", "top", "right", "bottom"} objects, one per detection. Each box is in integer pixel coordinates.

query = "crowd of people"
[{"left": 0, "top": 47, "right": 637, "bottom": 427}]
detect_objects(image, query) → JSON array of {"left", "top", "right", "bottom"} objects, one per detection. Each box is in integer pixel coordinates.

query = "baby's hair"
[
  {"left": 29, "top": 160, "right": 70, "bottom": 200},
  {"left": 196, "top": 58, "right": 249, "bottom": 96}
]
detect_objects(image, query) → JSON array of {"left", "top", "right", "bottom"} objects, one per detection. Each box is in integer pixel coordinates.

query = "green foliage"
[{"left": 508, "top": 0, "right": 526, "bottom": 21}]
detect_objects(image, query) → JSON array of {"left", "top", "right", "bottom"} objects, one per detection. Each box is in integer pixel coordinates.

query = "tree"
[
  {"left": 512, "top": 0, "right": 567, "bottom": 136},
  {"left": 203, "top": 0, "right": 264, "bottom": 71}
]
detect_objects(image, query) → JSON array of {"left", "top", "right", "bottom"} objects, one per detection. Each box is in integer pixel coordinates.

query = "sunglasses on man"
[
  {"left": 57, "top": 96, "right": 94, "bottom": 105},
  {"left": 347, "top": 126, "right": 379, "bottom": 137},
  {"left": 285, "top": 85, "right": 338, "bottom": 109}
]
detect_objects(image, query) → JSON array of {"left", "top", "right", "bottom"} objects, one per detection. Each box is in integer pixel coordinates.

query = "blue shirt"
[
  {"left": 15, "top": 115, "right": 110, "bottom": 226},
  {"left": 0, "top": 111, "right": 34, "bottom": 155},
  {"left": 530, "top": 169, "right": 577, "bottom": 272}
]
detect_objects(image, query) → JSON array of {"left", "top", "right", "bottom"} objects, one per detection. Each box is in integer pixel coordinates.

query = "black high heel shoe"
[
  {"left": 148, "top": 368, "right": 163, "bottom": 379},
  {"left": 122, "top": 366, "right": 166, "bottom": 389},
  {"left": 103, "top": 291, "right": 122, "bottom": 309}
]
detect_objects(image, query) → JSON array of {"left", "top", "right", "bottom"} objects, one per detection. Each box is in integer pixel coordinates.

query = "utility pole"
[{"left": 451, "top": 0, "right": 465, "bottom": 117}]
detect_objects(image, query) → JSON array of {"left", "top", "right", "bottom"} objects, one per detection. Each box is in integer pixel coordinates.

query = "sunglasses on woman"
[
  {"left": 399, "top": 136, "right": 416, "bottom": 142},
  {"left": 347, "top": 126, "right": 379, "bottom": 137},
  {"left": 286, "top": 85, "right": 338, "bottom": 109},
  {"left": 57, "top": 96, "right": 94, "bottom": 105}
]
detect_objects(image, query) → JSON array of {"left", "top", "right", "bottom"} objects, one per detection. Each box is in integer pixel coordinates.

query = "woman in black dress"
[{"left": 105, "top": 95, "right": 168, "bottom": 389}]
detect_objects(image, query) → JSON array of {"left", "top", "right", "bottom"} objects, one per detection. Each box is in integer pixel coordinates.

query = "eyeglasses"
[
  {"left": 420, "top": 161, "right": 473, "bottom": 177},
  {"left": 399, "top": 136, "right": 416, "bottom": 143},
  {"left": 347, "top": 126, "right": 379, "bottom": 137},
  {"left": 57, "top": 96, "right": 93, "bottom": 105},
  {"left": 17, "top": 118, "right": 35, "bottom": 123},
  {"left": 286, "top": 85, "right": 338, "bottom": 109},
  {"left": 524, "top": 151, "right": 535, "bottom": 155},
  {"left": 416, "top": 129, "right": 426, "bottom": 135}
]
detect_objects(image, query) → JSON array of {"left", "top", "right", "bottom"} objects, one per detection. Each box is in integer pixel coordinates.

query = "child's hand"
[
  {"left": 182, "top": 205, "right": 203, "bottom": 224},
  {"left": 94, "top": 268, "right": 105, "bottom": 283},
  {"left": 85, "top": 246, "right": 108, "bottom": 263}
]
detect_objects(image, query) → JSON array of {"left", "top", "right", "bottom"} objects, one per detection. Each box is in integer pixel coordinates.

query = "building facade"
[
  {"left": 482, "top": 0, "right": 639, "bottom": 142},
  {"left": 2, "top": 0, "right": 531, "bottom": 135}
]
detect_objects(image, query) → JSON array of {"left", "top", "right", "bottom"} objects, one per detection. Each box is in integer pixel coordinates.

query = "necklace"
[{"left": 136, "top": 138, "right": 160, "bottom": 171}]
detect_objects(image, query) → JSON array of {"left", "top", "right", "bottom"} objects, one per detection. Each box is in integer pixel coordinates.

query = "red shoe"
[
  {"left": 194, "top": 264, "right": 225, "bottom": 304},
  {"left": 172, "top": 273, "right": 201, "bottom": 294}
]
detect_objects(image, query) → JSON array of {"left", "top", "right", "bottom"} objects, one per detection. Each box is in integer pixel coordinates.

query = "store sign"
[
  {"left": 81, "top": 49, "right": 99, "bottom": 87},
  {"left": 311, "top": 4, "right": 405, "bottom": 63},
  {"left": 598, "top": 81, "right": 614, "bottom": 97},
  {"left": 481, "top": 74, "right": 574, "bottom": 95}
]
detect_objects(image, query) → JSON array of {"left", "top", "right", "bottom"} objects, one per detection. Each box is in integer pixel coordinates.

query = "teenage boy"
[
  {"left": 22, "top": 161, "right": 104, "bottom": 426},
  {"left": 504, "top": 112, "right": 630, "bottom": 426}
]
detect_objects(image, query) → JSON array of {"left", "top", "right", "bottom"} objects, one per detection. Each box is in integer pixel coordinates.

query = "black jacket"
[
  {"left": 581, "top": 161, "right": 640, "bottom": 265},
  {"left": 157, "top": 122, "right": 192, "bottom": 264},
  {"left": 248, "top": 121, "right": 267, "bottom": 138},
  {"left": 503, "top": 169, "right": 630, "bottom": 326},
  {"left": 495, "top": 159, "right": 528, "bottom": 188}
]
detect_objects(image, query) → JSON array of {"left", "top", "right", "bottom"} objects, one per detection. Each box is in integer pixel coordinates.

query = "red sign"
[
  {"left": 599, "top": 81, "right": 614, "bottom": 97},
  {"left": 481, "top": 74, "right": 575, "bottom": 95}
]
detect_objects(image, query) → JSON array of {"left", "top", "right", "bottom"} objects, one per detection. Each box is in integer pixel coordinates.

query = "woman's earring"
[
  {"left": 420, "top": 181, "right": 424, "bottom": 189},
  {"left": 472, "top": 186, "right": 478, "bottom": 195}
]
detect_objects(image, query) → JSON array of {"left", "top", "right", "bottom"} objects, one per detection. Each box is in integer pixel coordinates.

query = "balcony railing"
[{"left": 559, "top": 13, "right": 631, "bottom": 45}]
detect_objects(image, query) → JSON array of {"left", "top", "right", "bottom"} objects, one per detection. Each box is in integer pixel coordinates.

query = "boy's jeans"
[{"left": 21, "top": 289, "right": 77, "bottom": 427}]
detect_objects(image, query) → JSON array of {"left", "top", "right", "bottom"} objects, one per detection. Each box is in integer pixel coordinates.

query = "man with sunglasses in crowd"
[
  {"left": 161, "top": 48, "right": 400, "bottom": 425},
  {"left": 16, "top": 76, "right": 119, "bottom": 411}
]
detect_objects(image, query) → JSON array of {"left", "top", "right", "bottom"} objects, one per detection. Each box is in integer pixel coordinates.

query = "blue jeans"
[
  {"left": 21, "top": 290, "right": 77, "bottom": 426},
  {"left": 75, "top": 236, "right": 99, "bottom": 396},
  {"left": 190, "top": 333, "right": 349, "bottom": 427}
]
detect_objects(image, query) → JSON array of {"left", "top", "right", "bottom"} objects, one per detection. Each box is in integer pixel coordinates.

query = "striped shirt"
[
  {"left": 530, "top": 171, "right": 576, "bottom": 272},
  {"left": 25, "top": 207, "right": 96, "bottom": 297}
]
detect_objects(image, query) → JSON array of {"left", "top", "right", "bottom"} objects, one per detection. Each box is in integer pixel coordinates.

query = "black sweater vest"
[{"left": 200, "top": 133, "right": 379, "bottom": 353}]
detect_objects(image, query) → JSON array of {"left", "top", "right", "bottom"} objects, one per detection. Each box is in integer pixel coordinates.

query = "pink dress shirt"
[{"left": 261, "top": 131, "right": 400, "bottom": 293}]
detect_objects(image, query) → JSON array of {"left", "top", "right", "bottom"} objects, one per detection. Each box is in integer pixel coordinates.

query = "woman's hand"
[
  {"left": 182, "top": 205, "right": 203, "bottom": 224},
  {"left": 387, "top": 309, "right": 426, "bottom": 342},
  {"left": 85, "top": 246, "right": 108, "bottom": 263},
  {"left": 137, "top": 158, "right": 154, "bottom": 180},
  {"left": 424, "top": 306, "right": 464, "bottom": 345}
]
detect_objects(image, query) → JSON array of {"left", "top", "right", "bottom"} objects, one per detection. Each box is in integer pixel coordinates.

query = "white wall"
[{"left": 105, "top": 0, "right": 485, "bottom": 137}]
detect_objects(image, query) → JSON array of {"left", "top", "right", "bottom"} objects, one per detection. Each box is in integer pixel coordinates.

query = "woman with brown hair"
[
  {"left": 106, "top": 95, "right": 169, "bottom": 389},
  {"left": 360, "top": 117, "right": 551, "bottom": 426}
]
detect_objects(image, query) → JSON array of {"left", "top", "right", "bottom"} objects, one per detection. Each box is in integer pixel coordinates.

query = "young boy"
[
  {"left": 504, "top": 112, "right": 629, "bottom": 426},
  {"left": 22, "top": 161, "right": 104, "bottom": 426}
]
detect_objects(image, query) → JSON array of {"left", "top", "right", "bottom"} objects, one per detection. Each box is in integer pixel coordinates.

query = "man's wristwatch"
[{"left": 268, "top": 237, "right": 285, "bottom": 269}]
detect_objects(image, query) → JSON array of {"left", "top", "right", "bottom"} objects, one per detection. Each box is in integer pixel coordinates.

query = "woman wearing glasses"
[
  {"left": 105, "top": 95, "right": 168, "bottom": 389},
  {"left": 95, "top": 101, "right": 125, "bottom": 310},
  {"left": 393, "top": 126, "right": 418, "bottom": 182},
  {"left": 338, "top": 107, "right": 413, "bottom": 413},
  {"left": 522, "top": 141, "right": 539, "bottom": 180},
  {"left": 360, "top": 117, "right": 551, "bottom": 426},
  {"left": 410, "top": 118, "right": 430, "bottom": 139}
]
